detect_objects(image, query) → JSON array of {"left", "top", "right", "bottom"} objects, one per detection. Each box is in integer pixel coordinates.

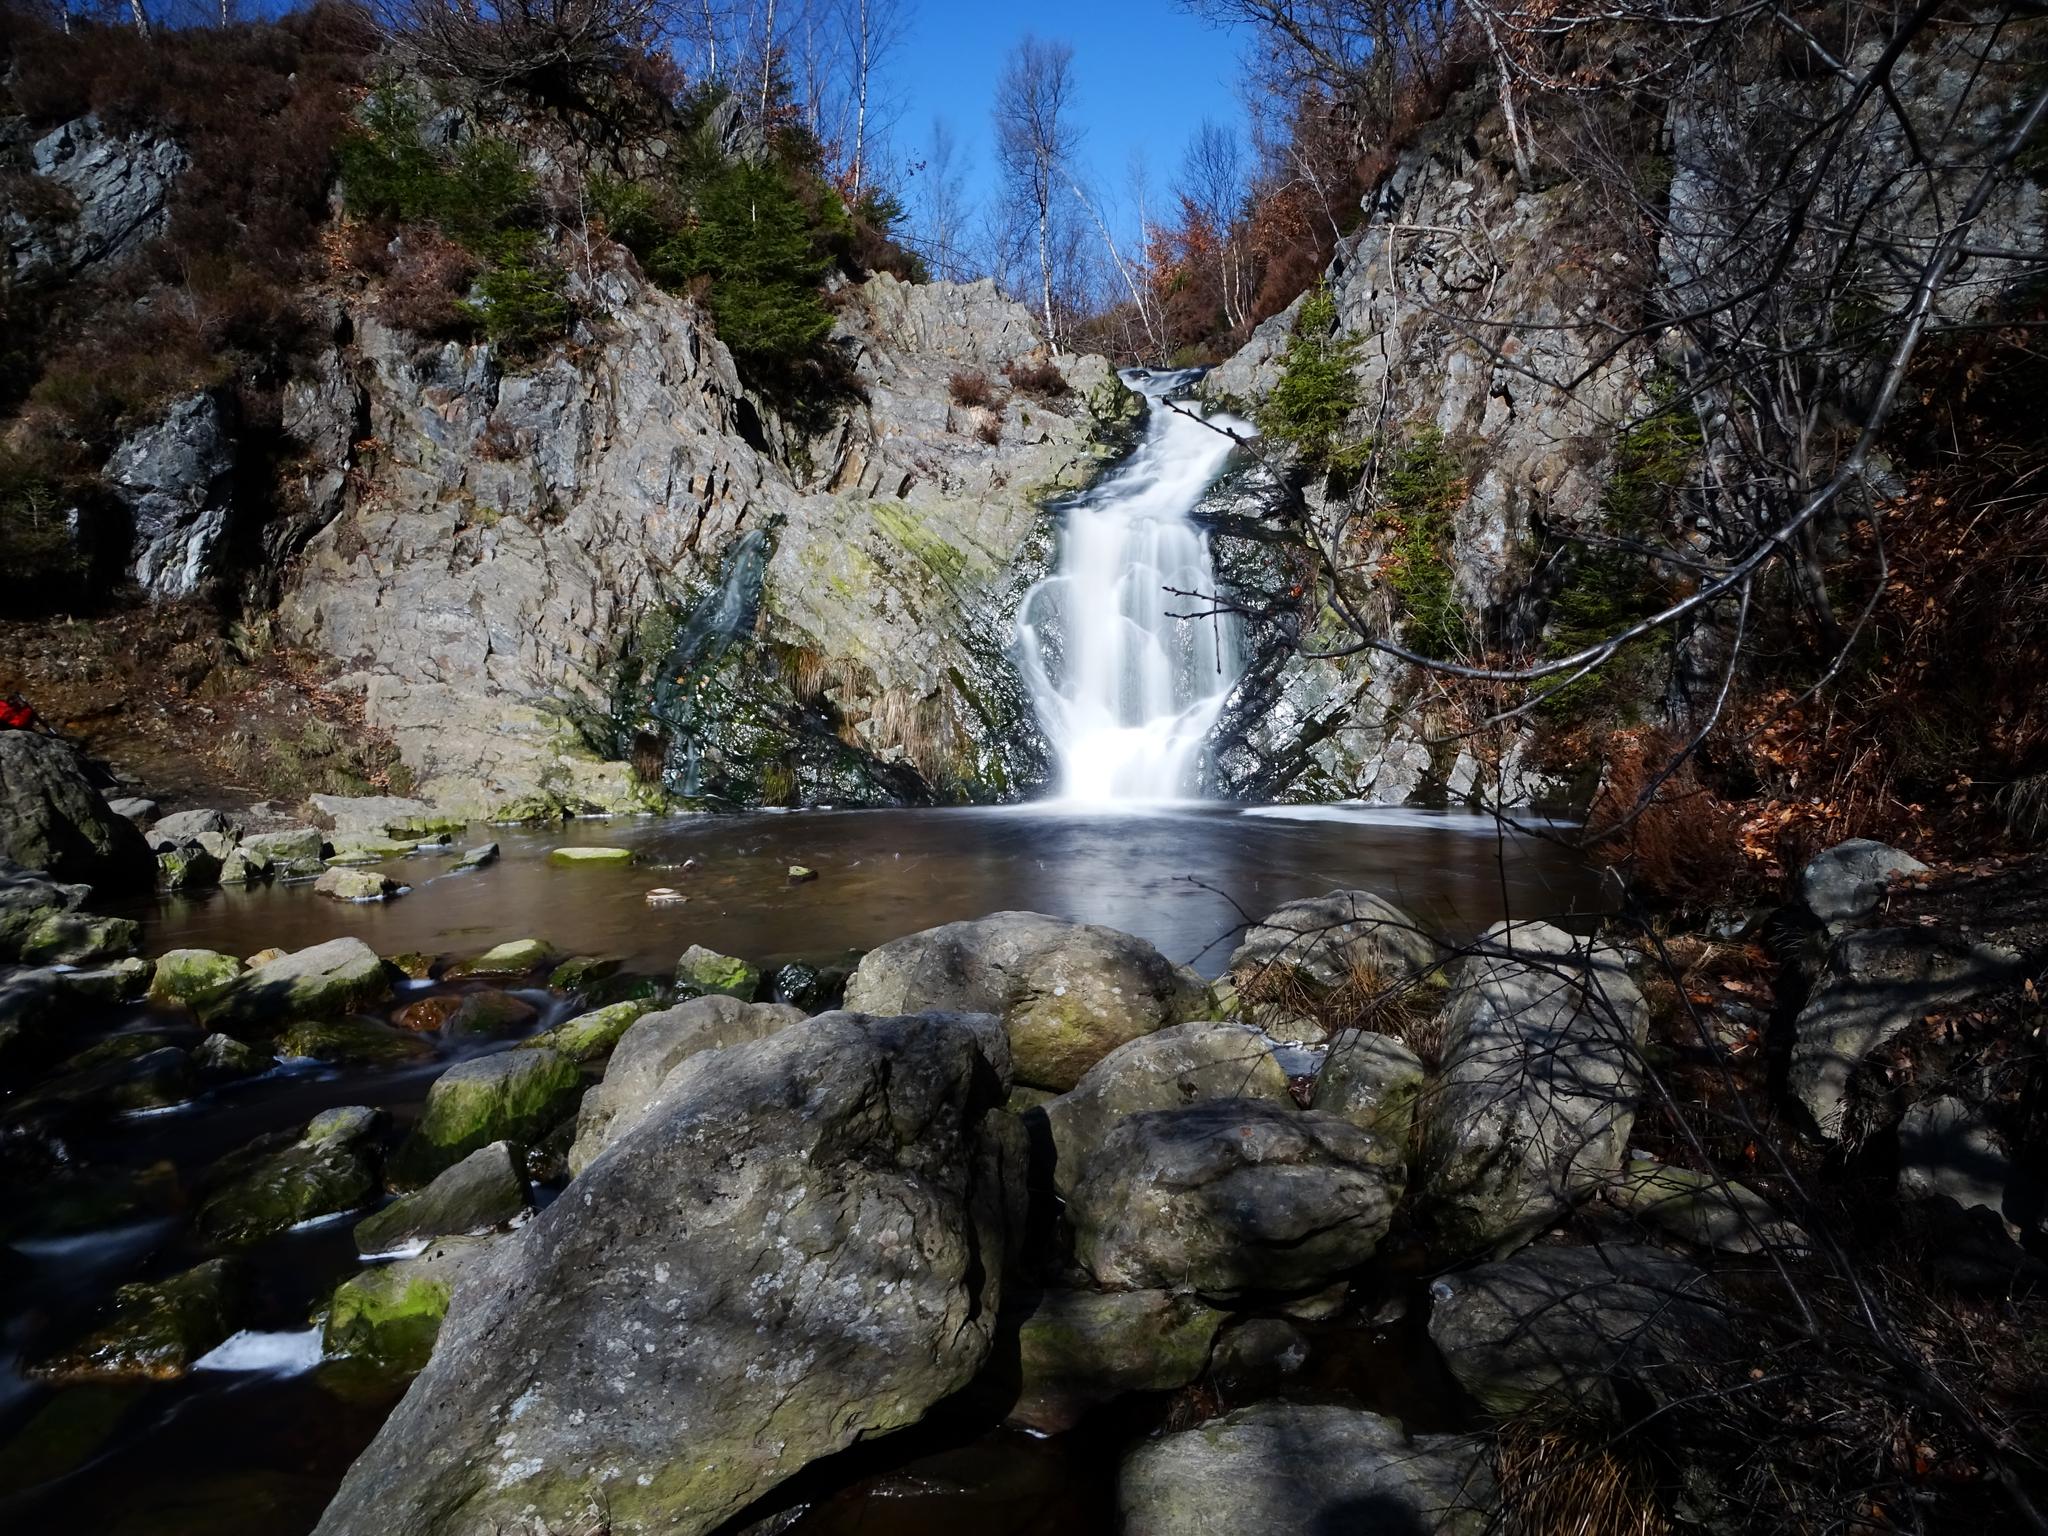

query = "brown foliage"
[
  {"left": 374, "top": 233, "right": 481, "bottom": 338},
  {"left": 948, "top": 370, "right": 994, "bottom": 408},
  {"left": 1586, "top": 729, "right": 1749, "bottom": 905},
  {"left": 1003, "top": 358, "right": 1069, "bottom": 398}
]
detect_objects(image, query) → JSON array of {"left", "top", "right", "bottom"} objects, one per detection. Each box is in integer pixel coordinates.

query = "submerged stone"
[
  {"left": 31, "top": 1257, "right": 247, "bottom": 1382},
  {"left": 438, "top": 989, "right": 538, "bottom": 1039},
  {"left": 389, "top": 1048, "right": 583, "bottom": 1188},
  {"left": 354, "top": 1142, "right": 529, "bottom": 1256},
  {"left": 277, "top": 1016, "right": 431, "bottom": 1066},
  {"left": 547, "top": 846, "right": 633, "bottom": 866},
  {"left": 314, "top": 867, "right": 399, "bottom": 902}
]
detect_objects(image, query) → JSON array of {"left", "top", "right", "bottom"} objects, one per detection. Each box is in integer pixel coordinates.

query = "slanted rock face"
[
  {"left": 567, "top": 994, "right": 807, "bottom": 1174},
  {"left": 1118, "top": 1402, "right": 1497, "bottom": 1536},
  {"left": 0, "top": 734, "right": 156, "bottom": 890},
  {"left": 197, "top": 937, "right": 394, "bottom": 1038},
  {"left": 106, "top": 391, "right": 238, "bottom": 601},
  {"left": 844, "top": 911, "right": 1210, "bottom": 1091},
  {"left": 1039, "top": 1021, "right": 1293, "bottom": 1195},
  {"left": 6, "top": 113, "right": 188, "bottom": 281},
  {"left": 1419, "top": 920, "right": 1648, "bottom": 1256},
  {"left": 1068, "top": 1099, "right": 1402, "bottom": 1298},
  {"left": 1427, "top": 1243, "right": 1731, "bottom": 1423},
  {"left": 312, "top": 1011, "right": 1021, "bottom": 1536}
]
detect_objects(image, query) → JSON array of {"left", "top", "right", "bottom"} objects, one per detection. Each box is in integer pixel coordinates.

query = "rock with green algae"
[
  {"left": 1006, "top": 1288, "right": 1225, "bottom": 1434},
  {"left": 29, "top": 1257, "right": 248, "bottom": 1381},
  {"left": 196, "top": 938, "right": 394, "bottom": 1039},
  {"left": 389, "top": 1048, "right": 583, "bottom": 1189},
  {"left": 673, "top": 943, "right": 761, "bottom": 1002},
  {"left": 323, "top": 1237, "right": 491, "bottom": 1378},
  {"left": 1038, "top": 1021, "right": 1295, "bottom": 1197},
  {"left": 14, "top": 1035, "right": 196, "bottom": 1118},
  {"left": 1311, "top": 1029, "right": 1428, "bottom": 1152},
  {"left": 354, "top": 1142, "right": 529, "bottom": 1257},
  {"left": 547, "top": 845, "right": 633, "bottom": 866},
  {"left": 385, "top": 951, "right": 435, "bottom": 980},
  {"left": 217, "top": 845, "right": 272, "bottom": 885},
  {"left": 844, "top": 910, "right": 1213, "bottom": 1091},
  {"left": 148, "top": 948, "right": 243, "bottom": 1008},
  {"left": 451, "top": 842, "right": 499, "bottom": 872},
  {"left": 446, "top": 938, "right": 556, "bottom": 978},
  {"left": 240, "top": 827, "right": 324, "bottom": 863},
  {"left": 314, "top": 867, "right": 399, "bottom": 902},
  {"left": 20, "top": 911, "right": 140, "bottom": 965},
  {"left": 51, "top": 957, "right": 151, "bottom": 1003},
  {"left": 276, "top": 1016, "right": 431, "bottom": 1066},
  {"left": 324, "top": 836, "right": 415, "bottom": 865},
  {"left": 519, "top": 998, "right": 654, "bottom": 1062},
  {"left": 193, "top": 1111, "right": 382, "bottom": 1246},
  {"left": 156, "top": 843, "right": 222, "bottom": 891},
  {"left": 547, "top": 954, "right": 621, "bottom": 992},
  {"left": 193, "top": 1032, "right": 269, "bottom": 1080}
]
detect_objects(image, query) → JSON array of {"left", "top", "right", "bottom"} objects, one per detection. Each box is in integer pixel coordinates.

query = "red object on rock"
[{"left": 0, "top": 697, "right": 36, "bottom": 731}]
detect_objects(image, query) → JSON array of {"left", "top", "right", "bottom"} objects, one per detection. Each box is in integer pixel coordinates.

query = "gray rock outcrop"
[
  {"left": 6, "top": 113, "right": 187, "bottom": 281},
  {"left": 844, "top": 910, "right": 1210, "bottom": 1091},
  {"left": 1419, "top": 920, "right": 1649, "bottom": 1256},
  {"left": 1799, "top": 838, "right": 1929, "bottom": 928},
  {"left": 1226, "top": 889, "right": 1440, "bottom": 996},
  {"left": 106, "top": 392, "right": 238, "bottom": 601},
  {"left": 312, "top": 1011, "right": 1021, "bottom": 1536},
  {"left": 0, "top": 733, "right": 155, "bottom": 890}
]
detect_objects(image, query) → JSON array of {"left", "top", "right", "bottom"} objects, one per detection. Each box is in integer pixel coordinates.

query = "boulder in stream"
[
  {"left": 194, "top": 1109, "right": 382, "bottom": 1246},
  {"left": 445, "top": 938, "right": 555, "bottom": 978},
  {"left": 148, "top": 947, "right": 243, "bottom": 1008},
  {"left": 196, "top": 937, "right": 394, "bottom": 1038},
  {"left": 673, "top": 942, "right": 762, "bottom": 1000},
  {"left": 31, "top": 1257, "right": 248, "bottom": 1382},
  {"left": 311, "top": 1011, "right": 1020, "bottom": 1536},
  {"left": 355, "top": 1141, "right": 530, "bottom": 1257},
  {"left": 324, "top": 1237, "right": 493, "bottom": 1379},
  {"left": 844, "top": 910, "right": 1211, "bottom": 1091},
  {"left": 390, "top": 1048, "right": 583, "bottom": 1188},
  {"left": 518, "top": 997, "right": 654, "bottom": 1062},
  {"left": 315, "top": 866, "right": 399, "bottom": 902},
  {"left": 276, "top": 1016, "right": 431, "bottom": 1066},
  {"left": 0, "top": 732, "right": 155, "bottom": 890}
]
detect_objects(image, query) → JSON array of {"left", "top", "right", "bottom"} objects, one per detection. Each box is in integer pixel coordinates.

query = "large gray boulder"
[
  {"left": 195, "top": 936, "right": 394, "bottom": 1038},
  {"left": 0, "top": 734, "right": 155, "bottom": 890},
  {"left": 1419, "top": 920, "right": 1648, "bottom": 1256},
  {"left": 844, "top": 910, "right": 1210, "bottom": 1091},
  {"left": 1427, "top": 1243, "right": 1731, "bottom": 1423},
  {"left": 311, "top": 1011, "right": 1022, "bottom": 1536},
  {"left": 1790, "top": 927, "right": 2021, "bottom": 1140},
  {"left": 566, "top": 994, "right": 808, "bottom": 1175},
  {"left": 1039, "top": 1020, "right": 1293, "bottom": 1195},
  {"left": 1226, "top": 889, "right": 1440, "bottom": 999},
  {"left": 1799, "top": 838, "right": 1928, "bottom": 928},
  {"left": 1005, "top": 1287, "right": 1225, "bottom": 1434},
  {"left": 0, "top": 858, "right": 92, "bottom": 961},
  {"left": 1069, "top": 1099, "right": 1402, "bottom": 1298},
  {"left": 106, "top": 391, "right": 238, "bottom": 601},
  {"left": 1118, "top": 1402, "right": 1496, "bottom": 1536},
  {"left": 1310, "top": 1028, "right": 1428, "bottom": 1151}
]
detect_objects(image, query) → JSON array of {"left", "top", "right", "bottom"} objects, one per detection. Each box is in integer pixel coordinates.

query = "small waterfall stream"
[{"left": 1017, "top": 368, "right": 1251, "bottom": 802}]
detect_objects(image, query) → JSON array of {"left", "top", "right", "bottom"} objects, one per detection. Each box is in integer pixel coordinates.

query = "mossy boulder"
[
  {"left": 1311, "top": 1029, "right": 1427, "bottom": 1153},
  {"left": 30, "top": 1257, "right": 248, "bottom": 1381},
  {"left": 446, "top": 939, "right": 556, "bottom": 979},
  {"left": 323, "top": 1237, "right": 489, "bottom": 1378},
  {"left": 21, "top": 912, "right": 140, "bottom": 965},
  {"left": 194, "top": 1114, "right": 382, "bottom": 1246},
  {"left": 196, "top": 938, "right": 394, "bottom": 1039},
  {"left": 390, "top": 1048, "right": 583, "bottom": 1188},
  {"left": 519, "top": 998, "right": 654, "bottom": 1062},
  {"left": 277, "top": 1016, "right": 431, "bottom": 1066},
  {"left": 149, "top": 948, "right": 243, "bottom": 1008},
  {"left": 157, "top": 843, "right": 223, "bottom": 891},
  {"left": 547, "top": 846, "right": 633, "bottom": 866},
  {"left": 1007, "top": 1288, "right": 1225, "bottom": 1434},
  {"left": 193, "top": 1032, "right": 270, "bottom": 1080},
  {"left": 325, "top": 836, "right": 415, "bottom": 865},
  {"left": 673, "top": 943, "right": 761, "bottom": 1001},
  {"left": 547, "top": 954, "right": 622, "bottom": 992},
  {"left": 16, "top": 1035, "right": 196, "bottom": 1118},
  {"left": 315, "top": 867, "right": 400, "bottom": 902},
  {"left": 241, "top": 827, "right": 325, "bottom": 863},
  {"left": 354, "top": 1142, "right": 529, "bottom": 1256}
]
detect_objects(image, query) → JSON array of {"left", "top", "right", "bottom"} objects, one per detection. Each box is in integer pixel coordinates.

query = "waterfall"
[{"left": 1017, "top": 368, "right": 1250, "bottom": 803}]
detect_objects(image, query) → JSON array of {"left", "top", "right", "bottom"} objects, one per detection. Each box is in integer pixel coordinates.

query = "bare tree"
[
  {"left": 994, "top": 33, "right": 1083, "bottom": 350},
  {"left": 381, "top": 0, "right": 673, "bottom": 89},
  {"left": 1179, "top": 117, "right": 1253, "bottom": 332},
  {"left": 910, "top": 114, "right": 974, "bottom": 281},
  {"left": 840, "top": 0, "right": 907, "bottom": 199}
]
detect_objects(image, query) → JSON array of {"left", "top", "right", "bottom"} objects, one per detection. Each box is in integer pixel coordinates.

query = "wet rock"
[
  {"left": 1790, "top": 927, "right": 2021, "bottom": 1141},
  {"left": 240, "top": 827, "right": 325, "bottom": 863},
  {"left": 156, "top": 842, "right": 223, "bottom": 891},
  {"left": 355, "top": 1142, "right": 529, "bottom": 1257},
  {"left": 673, "top": 943, "right": 761, "bottom": 1000},
  {"left": 1427, "top": 1243, "right": 1731, "bottom": 1423},
  {"left": 217, "top": 846, "right": 273, "bottom": 886},
  {"left": 15, "top": 1036, "right": 196, "bottom": 1119},
  {"left": 148, "top": 948, "right": 243, "bottom": 1008},
  {"left": 194, "top": 1114, "right": 382, "bottom": 1245},
  {"left": 55, "top": 956, "right": 151, "bottom": 1002},
  {"left": 308, "top": 794, "right": 463, "bottom": 840},
  {"left": 1310, "top": 1029, "right": 1427, "bottom": 1150},
  {"left": 1039, "top": 1021, "right": 1293, "bottom": 1196},
  {"left": 1006, "top": 1288, "right": 1225, "bottom": 1434},
  {"left": 451, "top": 842, "right": 498, "bottom": 871},
  {"left": 308, "top": 1105, "right": 384, "bottom": 1145},
  {"left": 193, "top": 1032, "right": 269, "bottom": 1080},
  {"left": 1598, "top": 1158, "right": 1807, "bottom": 1254},
  {"left": 770, "top": 960, "right": 849, "bottom": 1012},
  {"left": 324, "top": 1237, "right": 491, "bottom": 1379},
  {"left": 546, "top": 954, "right": 620, "bottom": 992},
  {"left": 1206, "top": 1317, "right": 1310, "bottom": 1399},
  {"left": 787, "top": 864, "right": 818, "bottom": 883},
  {"left": 0, "top": 858, "right": 91, "bottom": 960},
  {"left": 845, "top": 910, "right": 1210, "bottom": 1091},
  {"left": 519, "top": 998, "right": 654, "bottom": 1062},
  {"left": 390, "top": 1048, "right": 583, "bottom": 1188},
  {"left": 31, "top": 1257, "right": 246, "bottom": 1383},
  {"left": 311, "top": 1012, "right": 1017, "bottom": 1536},
  {"left": 107, "top": 392, "right": 238, "bottom": 600},
  {"left": 0, "top": 969, "right": 63, "bottom": 1073},
  {"left": 1419, "top": 920, "right": 1648, "bottom": 1257},
  {"left": 19, "top": 910, "right": 139, "bottom": 965},
  {"left": 396, "top": 996, "right": 459, "bottom": 1032},
  {"left": 436, "top": 989, "right": 537, "bottom": 1039},
  {"left": 325, "top": 836, "right": 414, "bottom": 864},
  {"left": 1118, "top": 1402, "right": 1496, "bottom": 1536},
  {"left": 1069, "top": 1099, "right": 1402, "bottom": 1298},
  {"left": 1898, "top": 1095, "right": 2023, "bottom": 1231},
  {"left": 567, "top": 995, "right": 807, "bottom": 1175},
  {"left": 277, "top": 1016, "right": 431, "bottom": 1066},
  {"left": 146, "top": 809, "right": 240, "bottom": 849},
  {"left": 1800, "top": 838, "right": 1928, "bottom": 928},
  {"left": 1226, "top": 889, "right": 1441, "bottom": 998},
  {"left": 0, "top": 733, "right": 155, "bottom": 890},
  {"left": 446, "top": 938, "right": 555, "bottom": 978},
  {"left": 197, "top": 937, "right": 394, "bottom": 1038},
  {"left": 386, "top": 951, "right": 436, "bottom": 981},
  {"left": 548, "top": 845, "right": 633, "bottom": 866}
]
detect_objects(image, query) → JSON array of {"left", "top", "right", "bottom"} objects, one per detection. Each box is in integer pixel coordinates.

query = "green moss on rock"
[
  {"left": 149, "top": 948, "right": 243, "bottom": 1008},
  {"left": 389, "top": 1048, "right": 583, "bottom": 1188},
  {"left": 31, "top": 1258, "right": 247, "bottom": 1382}
]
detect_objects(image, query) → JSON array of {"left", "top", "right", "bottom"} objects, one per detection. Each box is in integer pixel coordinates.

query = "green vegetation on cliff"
[{"left": 1256, "top": 283, "right": 1362, "bottom": 468}]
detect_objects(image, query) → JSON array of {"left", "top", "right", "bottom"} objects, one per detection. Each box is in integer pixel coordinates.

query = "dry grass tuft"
[
  {"left": 1236, "top": 957, "right": 1445, "bottom": 1066},
  {"left": 1494, "top": 1420, "right": 1668, "bottom": 1536}
]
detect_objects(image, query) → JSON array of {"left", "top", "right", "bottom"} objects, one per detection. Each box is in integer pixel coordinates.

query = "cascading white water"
[{"left": 1017, "top": 368, "right": 1250, "bottom": 803}]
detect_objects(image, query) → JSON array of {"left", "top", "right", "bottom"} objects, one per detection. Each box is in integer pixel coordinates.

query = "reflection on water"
[{"left": 122, "top": 804, "right": 1600, "bottom": 979}]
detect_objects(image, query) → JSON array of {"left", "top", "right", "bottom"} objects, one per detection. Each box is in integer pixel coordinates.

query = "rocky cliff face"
[{"left": 275, "top": 262, "right": 1134, "bottom": 817}]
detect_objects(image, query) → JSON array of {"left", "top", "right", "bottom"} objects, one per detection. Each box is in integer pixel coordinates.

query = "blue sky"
[{"left": 883, "top": 1, "right": 1252, "bottom": 243}]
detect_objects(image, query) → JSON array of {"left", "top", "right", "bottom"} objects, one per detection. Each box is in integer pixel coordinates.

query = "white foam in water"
[
  {"left": 194, "top": 1328, "right": 324, "bottom": 1375},
  {"left": 1017, "top": 369, "right": 1248, "bottom": 803},
  {"left": 1242, "top": 803, "right": 1582, "bottom": 832}
]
